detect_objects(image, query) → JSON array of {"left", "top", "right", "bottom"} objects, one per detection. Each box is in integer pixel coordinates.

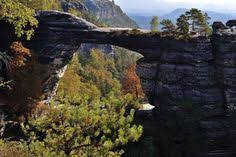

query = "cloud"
[
  {"left": 115, "top": 0, "right": 236, "bottom": 13},
  {"left": 162, "top": 0, "right": 232, "bottom": 7}
]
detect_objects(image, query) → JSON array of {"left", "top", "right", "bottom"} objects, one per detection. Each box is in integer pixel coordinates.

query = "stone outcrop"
[
  {"left": 27, "top": 11, "right": 163, "bottom": 99},
  {"left": 61, "top": 0, "right": 88, "bottom": 13},
  {"left": 28, "top": 11, "right": 147, "bottom": 98},
  {"left": 1, "top": 11, "right": 236, "bottom": 156},
  {"left": 61, "top": 0, "right": 138, "bottom": 28},
  {"left": 212, "top": 27, "right": 236, "bottom": 112},
  {"left": 61, "top": 0, "right": 138, "bottom": 57},
  {"left": 84, "top": 0, "right": 138, "bottom": 28},
  {"left": 137, "top": 22, "right": 236, "bottom": 156},
  {"left": 226, "top": 20, "right": 236, "bottom": 27}
]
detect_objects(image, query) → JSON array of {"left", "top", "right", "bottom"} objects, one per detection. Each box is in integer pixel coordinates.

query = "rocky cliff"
[
  {"left": 62, "top": 0, "right": 138, "bottom": 28},
  {"left": 84, "top": 0, "right": 138, "bottom": 28},
  {"left": 136, "top": 24, "right": 236, "bottom": 156}
]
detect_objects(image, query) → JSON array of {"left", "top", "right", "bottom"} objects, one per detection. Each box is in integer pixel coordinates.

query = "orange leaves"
[
  {"left": 9, "top": 41, "right": 31, "bottom": 69},
  {"left": 122, "top": 64, "right": 145, "bottom": 99},
  {"left": 2, "top": 41, "right": 44, "bottom": 116}
]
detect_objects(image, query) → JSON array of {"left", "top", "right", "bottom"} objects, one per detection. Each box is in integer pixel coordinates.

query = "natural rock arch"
[
  {"left": 2, "top": 11, "right": 236, "bottom": 114},
  {"left": 27, "top": 11, "right": 166, "bottom": 100},
  {"left": 1, "top": 10, "right": 236, "bottom": 155}
]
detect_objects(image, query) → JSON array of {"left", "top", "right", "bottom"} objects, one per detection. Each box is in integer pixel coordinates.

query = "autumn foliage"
[
  {"left": 122, "top": 64, "right": 145, "bottom": 99},
  {"left": 9, "top": 42, "right": 31, "bottom": 69},
  {"left": 1, "top": 41, "right": 44, "bottom": 118}
]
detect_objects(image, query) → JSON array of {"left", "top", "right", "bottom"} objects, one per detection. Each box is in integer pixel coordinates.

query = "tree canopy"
[
  {"left": 0, "top": 0, "right": 38, "bottom": 40},
  {"left": 176, "top": 14, "right": 190, "bottom": 39},
  {"left": 159, "top": 8, "right": 212, "bottom": 38},
  {"left": 0, "top": 49, "right": 143, "bottom": 157},
  {"left": 161, "top": 19, "right": 177, "bottom": 36},
  {"left": 18, "top": 0, "right": 61, "bottom": 11},
  {"left": 185, "top": 8, "right": 211, "bottom": 34},
  {"left": 23, "top": 51, "right": 142, "bottom": 156}
]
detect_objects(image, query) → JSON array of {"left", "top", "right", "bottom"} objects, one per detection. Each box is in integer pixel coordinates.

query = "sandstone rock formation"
[
  {"left": 137, "top": 21, "right": 236, "bottom": 156},
  {"left": 1, "top": 11, "right": 236, "bottom": 156},
  {"left": 61, "top": 0, "right": 139, "bottom": 57}
]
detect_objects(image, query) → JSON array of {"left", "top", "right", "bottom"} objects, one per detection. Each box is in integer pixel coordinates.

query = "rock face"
[
  {"left": 138, "top": 39, "right": 222, "bottom": 110},
  {"left": 226, "top": 20, "right": 236, "bottom": 27},
  {"left": 61, "top": 0, "right": 138, "bottom": 28},
  {"left": 136, "top": 22, "right": 236, "bottom": 156},
  {"left": 84, "top": 0, "right": 138, "bottom": 28},
  {"left": 212, "top": 27, "right": 236, "bottom": 112},
  {"left": 61, "top": 0, "right": 88, "bottom": 12},
  {"left": 1, "top": 11, "right": 236, "bottom": 156}
]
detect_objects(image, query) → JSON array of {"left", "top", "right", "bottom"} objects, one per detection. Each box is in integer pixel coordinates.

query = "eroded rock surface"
[{"left": 137, "top": 22, "right": 236, "bottom": 156}]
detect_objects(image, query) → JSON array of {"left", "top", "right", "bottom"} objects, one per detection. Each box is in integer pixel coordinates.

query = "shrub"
[
  {"left": 22, "top": 94, "right": 142, "bottom": 156},
  {"left": 0, "top": 140, "right": 29, "bottom": 157},
  {"left": 9, "top": 42, "right": 31, "bottom": 69}
]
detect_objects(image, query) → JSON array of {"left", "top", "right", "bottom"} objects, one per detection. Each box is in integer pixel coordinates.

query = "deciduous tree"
[
  {"left": 0, "top": 0, "right": 38, "bottom": 40},
  {"left": 122, "top": 64, "right": 145, "bottom": 99},
  {"left": 18, "top": 0, "right": 61, "bottom": 11},
  {"left": 80, "top": 49, "right": 120, "bottom": 97}
]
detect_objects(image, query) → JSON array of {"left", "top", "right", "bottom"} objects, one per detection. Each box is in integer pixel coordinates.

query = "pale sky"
[
  {"left": 163, "top": 0, "right": 235, "bottom": 7},
  {"left": 114, "top": 0, "right": 236, "bottom": 14}
]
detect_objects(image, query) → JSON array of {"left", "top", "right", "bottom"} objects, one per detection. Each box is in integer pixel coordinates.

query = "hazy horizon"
[{"left": 114, "top": 0, "right": 236, "bottom": 16}]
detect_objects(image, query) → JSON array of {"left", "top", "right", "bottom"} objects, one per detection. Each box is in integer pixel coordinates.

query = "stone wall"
[
  {"left": 137, "top": 24, "right": 236, "bottom": 156},
  {"left": 212, "top": 29, "right": 236, "bottom": 112}
]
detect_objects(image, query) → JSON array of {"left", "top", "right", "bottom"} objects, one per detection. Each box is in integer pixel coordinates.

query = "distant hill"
[
  {"left": 62, "top": 0, "right": 139, "bottom": 28},
  {"left": 162, "top": 8, "right": 236, "bottom": 24},
  {"left": 127, "top": 14, "right": 153, "bottom": 29},
  {"left": 128, "top": 8, "right": 236, "bottom": 29},
  {"left": 85, "top": 0, "right": 139, "bottom": 28}
]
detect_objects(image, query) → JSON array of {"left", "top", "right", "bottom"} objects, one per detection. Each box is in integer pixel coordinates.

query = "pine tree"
[
  {"left": 160, "top": 19, "right": 177, "bottom": 36},
  {"left": 185, "top": 8, "right": 211, "bottom": 34},
  {"left": 23, "top": 98, "right": 143, "bottom": 156},
  {"left": 201, "top": 13, "right": 212, "bottom": 35},
  {"left": 150, "top": 16, "right": 159, "bottom": 32},
  {"left": 177, "top": 14, "right": 190, "bottom": 39},
  {"left": 185, "top": 8, "right": 201, "bottom": 32},
  {"left": 18, "top": 0, "right": 61, "bottom": 11}
]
